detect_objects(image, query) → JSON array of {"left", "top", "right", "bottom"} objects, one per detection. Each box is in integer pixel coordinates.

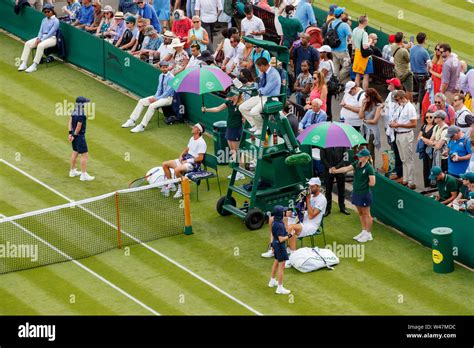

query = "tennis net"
[{"left": 0, "top": 178, "right": 185, "bottom": 274}]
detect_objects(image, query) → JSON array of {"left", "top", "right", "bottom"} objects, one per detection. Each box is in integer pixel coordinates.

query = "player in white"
[{"left": 161, "top": 123, "right": 207, "bottom": 198}]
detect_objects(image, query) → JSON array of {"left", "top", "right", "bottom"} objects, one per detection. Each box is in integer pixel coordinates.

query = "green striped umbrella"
[
  {"left": 297, "top": 122, "right": 368, "bottom": 148},
  {"left": 170, "top": 66, "right": 233, "bottom": 95}
]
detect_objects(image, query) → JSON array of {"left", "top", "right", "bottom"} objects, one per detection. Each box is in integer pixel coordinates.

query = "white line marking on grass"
[
  {"left": 0, "top": 159, "right": 264, "bottom": 316},
  {"left": 0, "top": 213, "right": 160, "bottom": 316}
]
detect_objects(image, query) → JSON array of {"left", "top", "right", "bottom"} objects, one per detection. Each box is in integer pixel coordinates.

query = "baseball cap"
[
  {"left": 125, "top": 16, "right": 136, "bottom": 24},
  {"left": 388, "top": 34, "right": 396, "bottom": 43},
  {"left": 446, "top": 126, "right": 461, "bottom": 139},
  {"left": 334, "top": 7, "right": 346, "bottom": 17},
  {"left": 308, "top": 177, "right": 322, "bottom": 186},
  {"left": 328, "top": 4, "right": 338, "bottom": 15},
  {"left": 272, "top": 205, "right": 288, "bottom": 217},
  {"left": 76, "top": 96, "right": 90, "bottom": 104},
  {"left": 356, "top": 148, "right": 371, "bottom": 158},
  {"left": 344, "top": 80, "right": 356, "bottom": 94},
  {"left": 159, "top": 60, "right": 170, "bottom": 66},
  {"left": 429, "top": 166, "right": 442, "bottom": 180},
  {"left": 318, "top": 45, "right": 332, "bottom": 53},
  {"left": 433, "top": 110, "right": 446, "bottom": 120},
  {"left": 144, "top": 25, "right": 156, "bottom": 36},
  {"left": 460, "top": 172, "right": 474, "bottom": 183},
  {"left": 386, "top": 77, "right": 401, "bottom": 88},
  {"left": 42, "top": 3, "right": 54, "bottom": 11}
]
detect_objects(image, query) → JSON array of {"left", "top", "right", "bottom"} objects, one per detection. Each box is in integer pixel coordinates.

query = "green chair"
[
  {"left": 298, "top": 217, "right": 326, "bottom": 248},
  {"left": 185, "top": 154, "right": 222, "bottom": 201}
]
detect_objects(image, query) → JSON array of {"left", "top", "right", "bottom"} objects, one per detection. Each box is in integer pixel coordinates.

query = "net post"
[
  {"left": 182, "top": 177, "right": 193, "bottom": 235},
  {"left": 115, "top": 191, "right": 123, "bottom": 249}
]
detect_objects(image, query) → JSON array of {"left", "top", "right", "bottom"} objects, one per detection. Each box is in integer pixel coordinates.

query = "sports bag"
[{"left": 289, "top": 247, "right": 340, "bottom": 273}]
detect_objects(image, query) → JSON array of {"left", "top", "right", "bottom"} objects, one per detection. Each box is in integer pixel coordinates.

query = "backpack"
[
  {"left": 323, "top": 21, "right": 343, "bottom": 48},
  {"left": 321, "top": 18, "right": 335, "bottom": 38},
  {"left": 326, "top": 60, "right": 343, "bottom": 96}
]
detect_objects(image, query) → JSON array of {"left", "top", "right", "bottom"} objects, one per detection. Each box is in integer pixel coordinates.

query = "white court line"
[
  {"left": 0, "top": 159, "right": 263, "bottom": 316},
  {"left": 0, "top": 214, "right": 160, "bottom": 316}
]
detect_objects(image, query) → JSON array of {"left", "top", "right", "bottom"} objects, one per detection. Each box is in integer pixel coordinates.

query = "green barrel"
[
  {"left": 431, "top": 227, "right": 454, "bottom": 274},
  {"left": 212, "top": 121, "right": 229, "bottom": 165}
]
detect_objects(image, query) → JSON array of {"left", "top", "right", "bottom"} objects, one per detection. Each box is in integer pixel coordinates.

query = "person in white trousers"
[
  {"left": 121, "top": 61, "right": 175, "bottom": 132},
  {"left": 18, "top": 4, "right": 59, "bottom": 73}
]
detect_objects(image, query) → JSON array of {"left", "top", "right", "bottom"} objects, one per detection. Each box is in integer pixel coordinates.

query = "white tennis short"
[
  {"left": 299, "top": 222, "right": 320, "bottom": 238},
  {"left": 174, "top": 159, "right": 194, "bottom": 172}
]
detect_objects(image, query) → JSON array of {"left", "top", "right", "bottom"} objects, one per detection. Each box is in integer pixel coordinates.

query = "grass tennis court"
[
  {"left": 0, "top": 32, "right": 473, "bottom": 315},
  {"left": 315, "top": 0, "right": 474, "bottom": 65}
]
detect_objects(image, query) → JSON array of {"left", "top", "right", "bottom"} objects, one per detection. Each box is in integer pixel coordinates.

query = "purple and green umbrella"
[
  {"left": 170, "top": 66, "right": 233, "bottom": 95},
  {"left": 297, "top": 122, "right": 367, "bottom": 148}
]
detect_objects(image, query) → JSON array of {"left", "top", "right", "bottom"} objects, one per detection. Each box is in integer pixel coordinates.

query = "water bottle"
[{"left": 148, "top": 52, "right": 153, "bottom": 65}]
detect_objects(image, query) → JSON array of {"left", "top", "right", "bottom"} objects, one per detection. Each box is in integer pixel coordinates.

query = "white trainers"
[
  {"left": 285, "top": 260, "right": 292, "bottom": 269},
  {"left": 261, "top": 249, "right": 274, "bottom": 258},
  {"left": 357, "top": 231, "right": 373, "bottom": 243},
  {"left": 268, "top": 278, "right": 278, "bottom": 288},
  {"left": 69, "top": 169, "right": 81, "bottom": 177},
  {"left": 161, "top": 186, "right": 170, "bottom": 197},
  {"left": 168, "top": 184, "right": 177, "bottom": 192},
  {"left": 276, "top": 286, "right": 291, "bottom": 295},
  {"left": 353, "top": 231, "right": 366, "bottom": 241},
  {"left": 235, "top": 172, "right": 245, "bottom": 181},
  {"left": 130, "top": 124, "right": 145, "bottom": 133},
  {"left": 173, "top": 191, "right": 183, "bottom": 199},
  {"left": 25, "top": 63, "right": 37, "bottom": 73},
  {"left": 80, "top": 172, "right": 95, "bottom": 181},
  {"left": 121, "top": 119, "right": 136, "bottom": 128},
  {"left": 253, "top": 129, "right": 262, "bottom": 136},
  {"left": 249, "top": 126, "right": 257, "bottom": 132},
  {"left": 18, "top": 62, "right": 27, "bottom": 71}
]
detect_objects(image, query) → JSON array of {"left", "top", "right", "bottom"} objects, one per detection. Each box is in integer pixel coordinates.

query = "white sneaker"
[
  {"left": 80, "top": 172, "right": 95, "bottom": 181},
  {"left": 353, "top": 231, "right": 366, "bottom": 240},
  {"left": 25, "top": 63, "right": 37, "bottom": 73},
  {"left": 357, "top": 231, "right": 373, "bottom": 243},
  {"left": 167, "top": 184, "right": 177, "bottom": 192},
  {"left": 268, "top": 278, "right": 278, "bottom": 288},
  {"left": 235, "top": 172, "right": 245, "bottom": 181},
  {"left": 261, "top": 249, "right": 274, "bottom": 258},
  {"left": 253, "top": 129, "right": 262, "bottom": 136},
  {"left": 130, "top": 124, "right": 145, "bottom": 133},
  {"left": 285, "top": 260, "right": 292, "bottom": 269},
  {"left": 69, "top": 169, "right": 81, "bottom": 177},
  {"left": 173, "top": 191, "right": 183, "bottom": 199},
  {"left": 161, "top": 186, "right": 170, "bottom": 197},
  {"left": 249, "top": 126, "right": 257, "bottom": 132},
  {"left": 18, "top": 62, "right": 27, "bottom": 71},
  {"left": 276, "top": 286, "right": 291, "bottom": 295},
  {"left": 121, "top": 119, "right": 136, "bottom": 128}
]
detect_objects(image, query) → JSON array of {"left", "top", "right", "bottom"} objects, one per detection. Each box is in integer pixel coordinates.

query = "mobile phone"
[{"left": 409, "top": 36, "right": 414, "bottom": 43}]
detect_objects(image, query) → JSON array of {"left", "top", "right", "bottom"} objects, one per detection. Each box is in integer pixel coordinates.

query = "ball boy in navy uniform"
[
  {"left": 268, "top": 205, "right": 295, "bottom": 295},
  {"left": 68, "top": 96, "right": 94, "bottom": 181}
]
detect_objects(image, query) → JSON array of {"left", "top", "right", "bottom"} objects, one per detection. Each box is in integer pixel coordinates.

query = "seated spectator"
[
  {"left": 84, "top": 0, "right": 103, "bottom": 33},
  {"left": 134, "top": 26, "right": 162, "bottom": 63},
  {"left": 428, "top": 110, "right": 449, "bottom": 172},
  {"left": 429, "top": 166, "right": 459, "bottom": 205},
  {"left": 115, "top": 16, "right": 137, "bottom": 50},
  {"left": 426, "top": 92, "right": 455, "bottom": 125},
  {"left": 118, "top": 0, "right": 138, "bottom": 15},
  {"left": 445, "top": 126, "right": 472, "bottom": 178},
  {"left": 161, "top": 123, "right": 207, "bottom": 198},
  {"left": 187, "top": 16, "right": 209, "bottom": 53},
  {"left": 240, "top": 4, "right": 266, "bottom": 41},
  {"left": 198, "top": 50, "right": 217, "bottom": 66},
  {"left": 239, "top": 37, "right": 255, "bottom": 72},
  {"left": 298, "top": 98, "right": 327, "bottom": 133},
  {"left": 95, "top": 5, "right": 115, "bottom": 37},
  {"left": 18, "top": 4, "right": 59, "bottom": 74},
  {"left": 154, "top": 31, "right": 176, "bottom": 63},
  {"left": 106, "top": 12, "right": 126, "bottom": 45},
  {"left": 307, "top": 71, "right": 328, "bottom": 112},
  {"left": 368, "top": 33, "right": 382, "bottom": 58},
  {"left": 214, "top": 27, "right": 238, "bottom": 68},
  {"left": 295, "top": 0, "right": 316, "bottom": 30},
  {"left": 72, "top": 0, "right": 94, "bottom": 29},
  {"left": 221, "top": 34, "right": 245, "bottom": 77},
  {"left": 129, "top": 18, "right": 149, "bottom": 52},
  {"left": 453, "top": 93, "right": 472, "bottom": 133},
  {"left": 360, "top": 88, "right": 383, "bottom": 162},
  {"left": 418, "top": 110, "right": 436, "bottom": 188},
  {"left": 293, "top": 60, "right": 313, "bottom": 106},
  {"left": 449, "top": 173, "right": 473, "bottom": 212},
  {"left": 291, "top": 33, "right": 320, "bottom": 78},
  {"left": 121, "top": 61, "right": 174, "bottom": 132},
  {"left": 137, "top": 0, "right": 161, "bottom": 32},
  {"left": 278, "top": 5, "right": 304, "bottom": 49},
  {"left": 171, "top": 10, "right": 192, "bottom": 50},
  {"left": 170, "top": 40, "right": 189, "bottom": 75},
  {"left": 187, "top": 43, "right": 203, "bottom": 67},
  {"left": 60, "top": 0, "right": 81, "bottom": 23},
  {"left": 382, "top": 34, "right": 395, "bottom": 62},
  {"left": 340, "top": 81, "right": 365, "bottom": 131}
]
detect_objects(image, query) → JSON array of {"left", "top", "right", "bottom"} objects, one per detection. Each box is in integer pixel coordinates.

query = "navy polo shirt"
[
  {"left": 271, "top": 219, "right": 287, "bottom": 247},
  {"left": 293, "top": 45, "right": 320, "bottom": 76},
  {"left": 71, "top": 108, "right": 86, "bottom": 136}
]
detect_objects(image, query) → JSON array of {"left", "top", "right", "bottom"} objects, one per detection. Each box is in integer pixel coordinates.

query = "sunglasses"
[
  {"left": 394, "top": 98, "right": 401, "bottom": 101},
  {"left": 453, "top": 99, "right": 460, "bottom": 102},
  {"left": 439, "top": 50, "right": 445, "bottom": 53},
  {"left": 426, "top": 116, "right": 433, "bottom": 119},
  {"left": 43, "top": 10, "right": 51, "bottom": 13},
  {"left": 193, "top": 21, "right": 200, "bottom": 23},
  {"left": 435, "top": 101, "right": 442, "bottom": 104}
]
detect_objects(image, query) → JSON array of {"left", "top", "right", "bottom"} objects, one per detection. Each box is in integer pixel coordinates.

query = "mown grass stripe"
[
  {"left": 441, "top": 0, "right": 474, "bottom": 12},
  {"left": 0, "top": 287, "right": 40, "bottom": 315}
]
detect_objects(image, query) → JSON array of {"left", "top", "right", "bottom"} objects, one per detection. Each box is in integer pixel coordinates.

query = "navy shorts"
[
  {"left": 351, "top": 191, "right": 372, "bottom": 207},
  {"left": 72, "top": 136, "right": 88, "bottom": 154},
  {"left": 272, "top": 243, "right": 289, "bottom": 262},
  {"left": 225, "top": 127, "right": 242, "bottom": 142}
]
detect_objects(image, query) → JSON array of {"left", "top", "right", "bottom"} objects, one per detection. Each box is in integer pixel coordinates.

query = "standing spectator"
[
  {"left": 453, "top": 94, "right": 472, "bottom": 133},
  {"left": 249, "top": 44, "right": 271, "bottom": 77},
  {"left": 360, "top": 88, "right": 383, "bottom": 162},
  {"left": 446, "top": 126, "right": 472, "bottom": 177},
  {"left": 291, "top": 33, "right": 320, "bottom": 78},
  {"left": 351, "top": 15, "right": 371, "bottom": 91},
  {"left": 170, "top": 40, "right": 189, "bottom": 75},
  {"left": 187, "top": 43, "right": 203, "bottom": 67},
  {"left": 221, "top": 34, "right": 244, "bottom": 77},
  {"left": 439, "top": 43, "right": 461, "bottom": 104},
  {"left": 118, "top": 0, "right": 138, "bottom": 15},
  {"left": 429, "top": 166, "right": 459, "bottom": 205},
  {"left": 461, "top": 68, "right": 474, "bottom": 109},
  {"left": 418, "top": 110, "right": 436, "bottom": 188},
  {"left": 152, "top": 0, "right": 171, "bottom": 30},
  {"left": 298, "top": 98, "right": 327, "bottom": 132},
  {"left": 383, "top": 78, "right": 403, "bottom": 181},
  {"left": 195, "top": 0, "right": 223, "bottom": 46},
  {"left": 330, "top": 149, "right": 376, "bottom": 242},
  {"left": 307, "top": 71, "right": 328, "bottom": 112},
  {"left": 295, "top": 0, "right": 316, "bottom": 30},
  {"left": 72, "top": 0, "right": 94, "bottom": 29},
  {"left": 422, "top": 43, "right": 444, "bottom": 117},
  {"left": 122, "top": 61, "right": 175, "bottom": 133},
  {"left": 218, "top": 0, "right": 233, "bottom": 30},
  {"left": 61, "top": 0, "right": 81, "bottom": 23},
  {"left": 428, "top": 110, "right": 449, "bottom": 172},
  {"left": 325, "top": 4, "right": 338, "bottom": 24},
  {"left": 329, "top": 7, "right": 352, "bottom": 84},
  {"left": 84, "top": 0, "right": 103, "bottom": 33},
  {"left": 321, "top": 146, "right": 350, "bottom": 217},
  {"left": 426, "top": 92, "right": 455, "bottom": 125},
  {"left": 457, "top": 61, "right": 468, "bottom": 92},
  {"left": 318, "top": 45, "right": 335, "bottom": 120},
  {"left": 137, "top": 0, "right": 162, "bottom": 33},
  {"left": 115, "top": 16, "right": 137, "bottom": 50},
  {"left": 340, "top": 81, "right": 365, "bottom": 131},
  {"left": 18, "top": 4, "right": 59, "bottom": 74},
  {"left": 95, "top": 6, "right": 115, "bottom": 37},
  {"left": 382, "top": 34, "right": 395, "bottom": 62},
  {"left": 368, "top": 33, "right": 382, "bottom": 57},
  {"left": 391, "top": 32, "right": 414, "bottom": 101},
  {"left": 278, "top": 5, "right": 304, "bottom": 49},
  {"left": 240, "top": 4, "right": 265, "bottom": 41},
  {"left": 187, "top": 16, "right": 209, "bottom": 53},
  {"left": 410, "top": 32, "right": 430, "bottom": 106},
  {"left": 293, "top": 60, "right": 313, "bottom": 106},
  {"left": 172, "top": 10, "right": 192, "bottom": 50},
  {"left": 389, "top": 90, "right": 418, "bottom": 189}
]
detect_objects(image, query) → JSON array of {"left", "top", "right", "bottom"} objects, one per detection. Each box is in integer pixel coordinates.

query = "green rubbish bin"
[
  {"left": 213, "top": 121, "right": 229, "bottom": 165},
  {"left": 431, "top": 227, "right": 454, "bottom": 274}
]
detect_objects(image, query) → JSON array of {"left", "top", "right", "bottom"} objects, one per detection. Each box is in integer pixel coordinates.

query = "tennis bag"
[
  {"left": 146, "top": 166, "right": 175, "bottom": 184},
  {"left": 289, "top": 247, "right": 340, "bottom": 273}
]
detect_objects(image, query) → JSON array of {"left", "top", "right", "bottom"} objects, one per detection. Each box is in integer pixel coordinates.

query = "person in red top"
[
  {"left": 422, "top": 43, "right": 444, "bottom": 118},
  {"left": 171, "top": 9, "right": 192, "bottom": 49}
]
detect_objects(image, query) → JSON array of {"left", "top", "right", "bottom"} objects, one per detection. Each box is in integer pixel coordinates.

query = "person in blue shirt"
[
  {"left": 330, "top": 7, "right": 352, "bottom": 83},
  {"left": 18, "top": 4, "right": 60, "bottom": 73},
  {"left": 298, "top": 98, "right": 327, "bottom": 132},
  {"left": 118, "top": 0, "right": 138, "bottom": 15},
  {"left": 72, "top": 0, "right": 94, "bottom": 29},
  {"left": 137, "top": 0, "right": 162, "bottom": 33},
  {"left": 122, "top": 61, "right": 175, "bottom": 132},
  {"left": 267, "top": 205, "right": 294, "bottom": 295},
  {"left": 446, "top": 126, "right": 472, "bottom": 177},
  {"left": 295, "top": 0, "right": 317, "bottom": 30},
  {"left": 68, "top": 96, "right": 95, "bottom": 181},
  {"left": 152, "top": 0, "right": 171, "bottom": 30},
  {"left": 410, "top": 32, "right": 431, "bottom": 105}
]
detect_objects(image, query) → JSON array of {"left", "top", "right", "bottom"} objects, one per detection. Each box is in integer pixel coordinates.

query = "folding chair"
[
  {"left": 298, "top": 216, "right": 327, "bottom": 248},
  {"left": 185, "top": 153, "right": 222, "bottom": 201}
]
